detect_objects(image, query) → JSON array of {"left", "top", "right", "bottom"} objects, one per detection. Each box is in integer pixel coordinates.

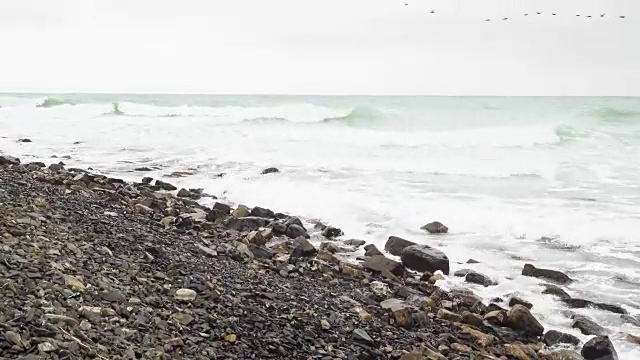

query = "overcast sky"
[{"left": 0, "top": 0, "right": 638, "bottom": 95}]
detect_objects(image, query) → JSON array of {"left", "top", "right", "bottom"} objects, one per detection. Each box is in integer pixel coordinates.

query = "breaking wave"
[
  {"left": 36, "top": 97, "right": 75, "bottom": 108},
  {"left": 596, "top": 106, "right": 640, "bottom": 123},
  {"left": 322, "top": 106, "right": 386, "bottom": 126}
]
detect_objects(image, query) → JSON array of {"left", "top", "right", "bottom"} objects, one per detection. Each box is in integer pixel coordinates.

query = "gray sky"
[{"left": 0, "top": 0, "right": 638, "bottom": 95}]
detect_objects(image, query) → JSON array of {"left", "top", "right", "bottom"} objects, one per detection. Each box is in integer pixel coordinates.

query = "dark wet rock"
[
  {"left": 134, "top": 167, "right": 152, "bottom": 171},
  {"left": 321, "top": 226, "right": 343, "bottom": 239},
  {"left": 99, "top": 290, "right": 126, "bottom": 303},
  {"left": 541, "top": 283, "right": 571, "bottom": 299},
  {"left": 250, "top": 206, "right": 274, "bottom": 218},
  {"left": 562, "top": 298, "right": 627, "bottom": 314},
  {"left": 420, "top": 221, "right": 448, "bottom": 234},
  {"left": 155, "top": 179, "right": 177, "bottom": 191},
  {"left": 621, "top": 314, "right": 640, "bottom": 327},
  {"left": 364, "top": 244, "right": 383, "bottom": 256},
  {"left": 285, "top": 224, "right": 308, "bottom": 239},
  {"left": 544, "top": 329, "right": 581, "bottom": 346},
  {"left": 401, "top": 245, "right": 450, "bottom": 275},
  {"left": 505, "top": 304, "right": 544, "bottom": 336},
  {"left": 522, "top": 263, "right": 572, "bottom": 284},
  {"left": 0, "top": 155, "right": 21, "bottom": 165},
  {"left": 466, "top": 259, "right": 480, "bottom": 264},
  {"left": 261, "top": 167, "right": 279, "bottom": 175},
  {"left": 509, "top": 296, "right": 533, "bottom": 309},
  {"left": 290, "top": 237, "right": 317, "bottom": 259},
  {"left": 385, "top": 236, "right": 416, "bottom": 256},
  {"left": 212, "top": 202, "right": 231, "bottom": 214},
  {"left": 232, "top": 204, "right": 251, "bottom": 218},
  {"left": 17, "top": 138, "right": 32, "bottom": 143},
  {"left": 352, "top": 328, "right": 374, "bottom": 345},
  {"left": 581, "top": 336, "right": 618, "bottom": 360},
  {"left": 249, "top": 244, "right": 274, "bottom": 259},
  {"left": 176, "top": 188, "right": 191, "bottom": 197},
  {"left": 453, "top": 269, "right": 474, "bottom": 277},
  {"left": 363, "top": 255, "right": 405, "bottom": 277},
  {"left": 344, "top": 239, "right": 366, "bottom": 248},
  {"left": 572, "top": 315, "right": 607, "bottom": 336},
  {"left": 438, "top": 309, "right": 463, "bottom": 323},
  {"left": 141, "top": 176, "right": 153, "bottom": 184},
  {"left": 465, "top": 272, "right": 495, "bottom": 287},
  {"left": 48, "top": 162, "right": 64, "bottom": 172},
  {"left": 227, "top": 216, "right": 268, "bottom": 231}
]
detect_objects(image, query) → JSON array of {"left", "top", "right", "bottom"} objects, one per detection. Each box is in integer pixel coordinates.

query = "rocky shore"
[{"left": 0, "top": 155, "right": 622, "bottom": 359}]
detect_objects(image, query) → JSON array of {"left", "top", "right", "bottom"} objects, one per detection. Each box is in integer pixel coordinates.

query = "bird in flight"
[
  {"left": 576, "top": 14, "right": 581, "bottom": 17},
  {"left": 600, "top": 13, "right": 606, "bottom": 18},
  {"left": 485, "top": 18, "right": 491, "bottom": 22},
  {"left": 524, "top": 13, "right": 529, "bottom": 16},
  {"left": 552, "top": 13, "right": 557, "bottom": 16},
  {"left": 586, "top": 15, "right": 592, "bottom": 18},
  {"left": 430, "top": 9, "right": 435, "bottom": 14},
  {"left": 620, "top": 15, "right": 626, "bottom": 19},
  {"left": 502, "top": 17, "right": 508, "bottom": 20},
  {"left": 537, "top": 12, "right": 542, "bottom": 15}
]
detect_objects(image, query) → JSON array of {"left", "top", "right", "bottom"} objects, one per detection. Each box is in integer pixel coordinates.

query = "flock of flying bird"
[{"left": 402, "top": 4, "right": 628, "bottom": 21}]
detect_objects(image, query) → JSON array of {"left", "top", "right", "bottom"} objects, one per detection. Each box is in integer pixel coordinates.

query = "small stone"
[
  {"left": 462, "top": 311, "right": 484, "bottom": 327},
  {"left": 320, "top": 319, "right": 331, "bottom": 330},
  {"left": 438, "top": 309, "right": 463, "bottom": 323},
  {"left": 5, "top": 331, "right": 21, "bottom": 346},
  {"left": 44, "top": 314, "right": 79, "bottom": 327},
  {"left": 352, "top": 328, "right": 374, "bottom": 345},
  {"left": 261, "top": 167, "right": 279, "bottom": 175},
  {"left": 401, "top": 245, "right": 450, "bottom": 274},
  {"left": 38, "top": 342, "right": 56, "bottom": 353},
  {"left": 172, "top": 312, "right": 194, "bottom": 326},
  {"left": 99, "top": 290, "right": 125, "bottom": 303},
  {"left": 175, "top": 288, "right": 197, "bottom": 302},
  {"left": 64, "top": 275, "right": 86, "bottom": 291},
  {"left": 225, "top": 334, "right": 237, "bottom": 343},
  {"left": 451, "top": 343, "right": 472, "bottom": 354}
]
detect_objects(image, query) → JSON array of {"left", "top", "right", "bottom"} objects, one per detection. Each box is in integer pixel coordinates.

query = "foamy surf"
[{"left": 2, "top": 93, "right": 640, "bottom": 358}]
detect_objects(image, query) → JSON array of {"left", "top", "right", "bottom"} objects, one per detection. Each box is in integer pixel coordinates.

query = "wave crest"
[
  {"left": 323, "top": 106, "right": 386, "bottom": 126},
  {"left": 36, "top": 97, "right": 75, "bottom": 108}
]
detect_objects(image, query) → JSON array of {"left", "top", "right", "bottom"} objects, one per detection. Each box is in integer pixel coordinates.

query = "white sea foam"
[{"left": 2, "top": 94, "right": 640, "bottom": 358}]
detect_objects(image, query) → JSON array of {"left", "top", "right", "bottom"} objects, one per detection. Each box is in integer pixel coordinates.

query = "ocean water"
[{"left": 1, "top": 94, "right": 640, "bottom": 357}]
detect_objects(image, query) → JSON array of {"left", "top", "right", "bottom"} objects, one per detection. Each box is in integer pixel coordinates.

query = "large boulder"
[
  {"left": 286, "top": 224, "right": 308, "bottom": 239},
  {"left": 290, "top": 238, "right": 317, "bottom": 259},
  {"left": 581, "top": 336, "right": 618, "bottom": 360},
  {"left": 155, "top": 179, "right": 177, "bottom": 191},
  {"left": 420, "top": 221, "right": 448, "bottom": 234},
  {"left": 541, "top": 284, "right": 571, "bottom": 299},
  {"left": 522, "top": 264, "right": 572, "bottom": 284},
  {"left": 465, "top": 271, "right": 495, "bottom": 287},
  {"left": 505, "top": 304, "right": 544, "bottom": 337},
  {"left": 572, "top": 315, "right": 607, "bottom": 336},
  {"left": 364, "top": 244, "right": 383, "bottom": 256},
  {"left": 212, "top": 202, "right": 231, "bottom": 214},
  {"left": 384, "top": 236, "right": 416, "bottom": 256},
  {"left": 322, "top": 226, "right": 344, "bottom": 239},
  {"left": 363, "top": 255, "right": 405, "bottom": 277},
  {"left": 251, "top": 206, "right": 275, "bottom": 218},
  {"left": 544, "top": 330, "right": 581, "bottom": 346},
  {"left": 400, "top": 245, "right": 449, "bottom": 275},
  {"left": 562, "top": 298, "right": 627, "bottom": 315}
]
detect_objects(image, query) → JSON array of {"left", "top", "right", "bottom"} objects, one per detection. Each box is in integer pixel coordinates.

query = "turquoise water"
[{"left": 1, "top": 94, "right": 640, "bottom": 357}]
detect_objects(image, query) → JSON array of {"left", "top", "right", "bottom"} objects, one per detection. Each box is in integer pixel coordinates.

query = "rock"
[
  {"left": 572, "top": 315, "right": 607, "bottom": 336},
  {"left": 505, "top": 304, "right": 544, "bottom": 337},
  {"left": 509, "top": 296, "right": 533, "bottom": 309},
  {"left": 438, "top": 309, "right": 463, "bottom": 323},
  {"left": 261, "top": 167, "right": 280, "bottom": 175},
  {"left": 176, "top": 188, "right": 191, "bottom": 197},
  {"left": 522, "top": 264, "right": 572, "bottom": 284},
  {"left": 364, "top": 244, "right": 383, "bottom": 256},
  {"left": 250, "top": 206, "right": 274, "bottom": 218},
  {"left": 172, "top": 312, "right": 194, "bottom": 326},
  {"left": 232, "top": 205, "right": 251, "bottom": 218},
  {"left": 44, "top": 314, "right": 79, "bottom": 327},
  {"left": 453, "top": 269, "right": 474, "bottom": 277},
  {"left": 212, "top": 202, "right": 231, "bottom": 214},
  {"left": 465, "top": 272, "right": 494, "bottom": 286},
  {"left": 321, "top": 226, "right": 344, "bottom": 239},
  {"left": 541, "top": 284, "right": 571, "bottom": 299},
  {"left": 290, "top": 237, "right": 317, "bottom": 258},
  {"left": 544, "top": 330, "right": 581, "bottom": 346},
  {"left": 352, "top": 328, "right": 374, "bottom": 345},
  {"left": 484, "top": 310, "right": 507, "bottom": 326},
  {"left": 462, "top": 311, "right": 484, "bottom": 327},
  {"left": 99, "top": 290, "right": 125, "bottom": 303},
  {"left": 18, "top": 138, "right": 32, "bottom": 143},
  {"left": 64, "top": 275, "right": 86, "bottom": 291},
  {"left": 429, "top": 273, "right": 445, "bottom": 284},
  {"left": 175, "top": 288, "right": 197, "bottom": 302},
  {"left": 370, "top": 281, "right": 392, "bottom": 298},
  {"left": 225, "top": 334, "right": 237, "bottom": 343},
  {"left": 384, "top": 236, "right": 416, "bottom": 256},
  {"left": 461, "top": 326, "right": 495, "bottom": 347},
  {"left": 581, "top": 336, "right": 618, "bottom": 360},
  {"left": 249, "top": 244, "right": 274, "bottom": 259},
  {"left": 420, "top": 221, "right": 448, "bottom": 234},
  {"left": 400, "top": 245, "right": 450, "bottom": 275},
  {"left": 344, "top": 239, "right": 366, "bottom": 248},
  {"left": 155, "top": 179, "right": 177, "bottom": 191},
  {"left": 320, "top": 319, "right": 331, "bottom": 330},
  {"left": 0, "top": 155, "right": 20, "bottom": 165},
  {"left": 380, "top": 299, "right": 412, "bottom": 328},
  {"left": 227, "top": 217, "right": 268, "bottom": 231},
  {"left": 141, "top": 176, "right": 153, "bottom": 184},
  {"left": 548, "top": 350, "right": 584, "bottom": 360},
  {"left": 134, "top": 167, "right": 152, "bottom": 171},
  {"left": 319, "top": 241, "right": 341, "bottom": 254},
  {"left": 38, "top": 342, "right": 56, "bottom": 353},
  {"left": 363, "top": 255, "right": 405, "bottom": 277},
  {"left": 626, "top": 333, "right": 640, "bottom": 345},
  {"left": 286, "top": 224, "right": 308, "bottom": 239},
  {"left": 466, "top": 259, "right": 480, "bottom": 264},
  {"left": 5, "top": 331, "right": 21, "bottom": 346},
  {"left": 49, "top": 163, "right": 64, "bottom": 172},
  {"left": 561, "top": 298, "right": 626, "bottom": 315}
]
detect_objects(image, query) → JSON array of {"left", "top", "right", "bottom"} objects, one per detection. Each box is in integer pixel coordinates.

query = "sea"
[{"left": 1, "top": 94, "right": 639, "bottom": 358}]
